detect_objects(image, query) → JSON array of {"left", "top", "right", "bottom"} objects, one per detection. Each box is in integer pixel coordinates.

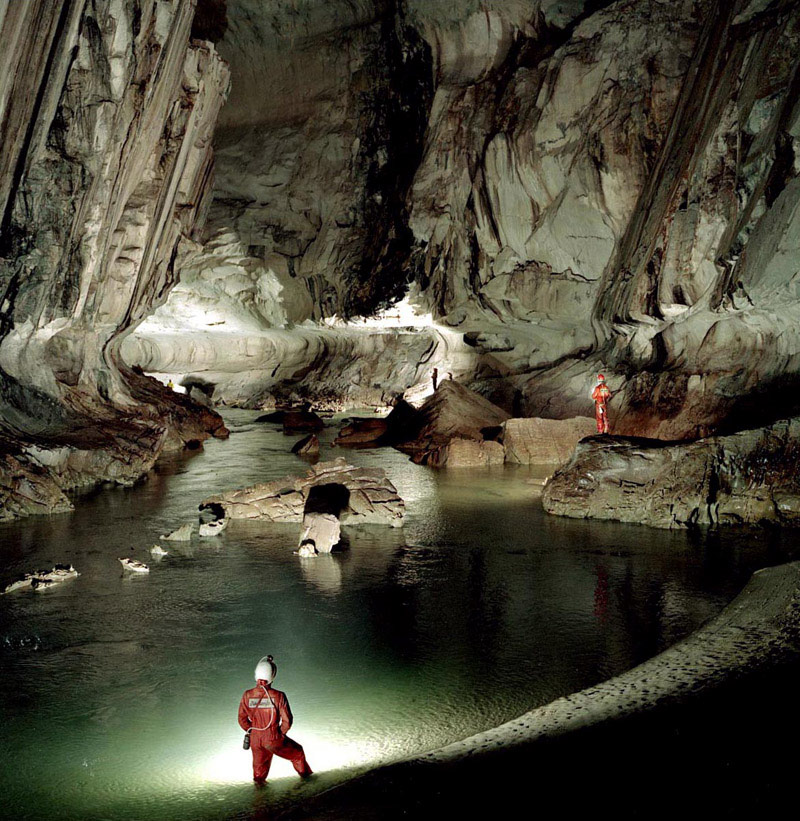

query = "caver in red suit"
[
  {"left": 238, "top": 655, "right": 312, "bottom": 783},
  {"left": 591, "top": 374, "right": 612, "bottom": 434}
]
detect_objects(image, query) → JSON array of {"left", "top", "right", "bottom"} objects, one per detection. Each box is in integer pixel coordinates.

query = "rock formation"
[
  {"left": 120, "top": 0, "right": 800, "bottom": 447},
  {"left": 398, "top": 380, "right": 510, "bottom": 462},
  {"left": 0, "top": 0, "right": 230, "bottom": 518},
  {"left": 298, "top": 512, "right": 342, "bottom": 554},
  {"left": 201, "top": 458, "right": 405, "bottom": 527},
  {"left": 292, "top": 434, "right": 321, "bottom": 457},
  {"left": 501, "top": 417, "right": 596, "bottom": 465},
  {"left": 543, "top": 418, "right": 800, "bottom": 528},
  {"left": 4, "top": 0, "right": 800, "bottom": 524}
]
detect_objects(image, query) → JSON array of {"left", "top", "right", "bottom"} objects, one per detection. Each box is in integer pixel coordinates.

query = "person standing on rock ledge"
[
  {"left": 592, "top": 374, "right": 612, "bottom": 434},
  {"left": 238, "top": 655, "right": 313, "bottom": 784},
  {"left": 432, "top": 367, "right": 439, "bottom": 391}
]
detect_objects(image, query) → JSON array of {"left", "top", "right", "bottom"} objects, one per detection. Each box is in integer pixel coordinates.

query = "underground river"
[{"left": 1, "top": 410, "right": 797, "bottom": 821}]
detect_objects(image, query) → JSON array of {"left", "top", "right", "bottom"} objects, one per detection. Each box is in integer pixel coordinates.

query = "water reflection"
[{"left": 1, "top": 409, "right": 798, "bottom": 821}]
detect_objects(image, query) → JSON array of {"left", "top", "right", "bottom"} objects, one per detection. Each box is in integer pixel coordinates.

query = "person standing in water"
[
  {"left": 238, "top": 655, "right": 313, "bottom": 784},
  {"left": 592, "top": 373, "right": 612, "bottom": 434},
  {"left": 431, "top": 368, "right": 439, "bottom": 391}
]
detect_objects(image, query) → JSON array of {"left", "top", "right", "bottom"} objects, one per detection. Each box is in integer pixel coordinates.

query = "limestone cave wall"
[
  {"left": 126, "top": 0, "right": 800, "bottom": 437},
  {"left": 0, "top": 0, "right": 229, "bottom": 518}
]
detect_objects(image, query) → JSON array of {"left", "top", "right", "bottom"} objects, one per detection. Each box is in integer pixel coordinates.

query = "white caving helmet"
[{"left": 254, "top": 654, "right": 277, "bottom": 683}]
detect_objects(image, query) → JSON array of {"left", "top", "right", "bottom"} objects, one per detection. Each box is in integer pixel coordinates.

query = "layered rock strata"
[
  {"left": 201, "top": 458, "right": 405, "bottom": 527},
  {"left": 543, "top": 418, "right": 800, "bottom": 528},
  {"left": 0, "top": 0, "right": 230, "bottom": 518}
]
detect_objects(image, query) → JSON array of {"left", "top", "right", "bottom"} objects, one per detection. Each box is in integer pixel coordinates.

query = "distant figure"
[
  {"left": 166, "top": 379, "right": 174, "bottom": 390},
  {"left": 432, "top": 368, "right": 439, "bottom": 391},
  {"left": 591, "top": 373, "right": 612, "bottom": 434},
  {"left": 238, "top": 655, "right": 312, "bottom": 784},
  {"left": 447, "top": 372, "right": 453, "bottom": 381}
]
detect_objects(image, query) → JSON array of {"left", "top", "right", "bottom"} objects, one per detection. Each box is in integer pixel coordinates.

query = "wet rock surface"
[
  {"left": 202, "top": 457, "right": 404, "bottom": 527},
  {"left": 298, "top": 512, "right": 342, "bottom": 554},
  {"left": 334, "top": 418, "right": 389, "bottom": 448},
  {"left": 424, "top": 438, "right": 505, "bottom": 469},
  {"left": 283, "top": 410, "right": 325, "bottom": 434},
  {"left": 543, "top": 418, "right": 800, "bottom": 528},
  {"left": 292, "top": 434, "right": 321, "bottom": 456}
]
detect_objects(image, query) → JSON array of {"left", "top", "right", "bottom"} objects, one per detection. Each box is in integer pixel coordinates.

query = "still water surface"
[{"left": 0, "top": 410, "right": 795, "bottom": 820}]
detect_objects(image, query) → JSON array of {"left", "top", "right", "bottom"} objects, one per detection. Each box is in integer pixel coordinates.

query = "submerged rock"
[
  {"left": 119, "top": 558, "right": 149, "bottom": 573},
  {"left": 292, "top": 434, "right": 320, "bottom": 456},
  {"left": 298, "top": 513, "right": 341, "bottom": 554},
  {"left": 256, "top": 410, "right": 287, "bottom": 424},
  {"left": 501, "top": 417, "right": 595, "bottom": 466},
  {"left": 202, "top": 457, "right": 404, "bottom": 527},
  {"left": 150, "top": 544, "right": 169, "bottom": 556},
  {"left": 283, "top": 411, "right": 325, "bottom": 434},
  {"left": 3, "top": 564, "right": 79, "bottom": 594},
  {"left": 543, "top": 418, "right": 800, "bottom": 528},
  {"left": 199, "top": 517, "right": 229, "bottom": 537},
  {"left": 160, "top": 523, "right": 194, "bottom": 541}
]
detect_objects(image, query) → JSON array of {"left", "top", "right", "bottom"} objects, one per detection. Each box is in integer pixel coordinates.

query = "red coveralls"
[
  {"left": 238, "top": 683, "right": 312, "bottom": 782},
  {"left": 592, "top": 383, "right": 611, "bottom": 434}
]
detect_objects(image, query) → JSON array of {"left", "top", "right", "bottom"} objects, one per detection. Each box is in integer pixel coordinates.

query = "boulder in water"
[
  {"left": 543, "top": 418, "right": 800, "bottom": 529},
  {"left": 334, "top": 418, "right": 388, "bottom": 447},
  {"left": 283, "top": 410, "right": 324, "bottom": 434},
  {"left": 423, "top": 438, "right": 505, "bottom": 468},
  {"left": 3, "top": 565, "right": 79, "bottom": 594},
  {"left": 292, "top": 434, "right": 320, "bottom": 456},
  {"left": 199, "top": 517, "right": 229, "bottom": 537},
  {"left": 160, "top": 523, "right": 193, "bottom": 541},
  {"left": 501, "top": 417, "right": 595, "bottom": 466},
  {"left": 397, "top": 381, "right": 510, "bottom": 466}
]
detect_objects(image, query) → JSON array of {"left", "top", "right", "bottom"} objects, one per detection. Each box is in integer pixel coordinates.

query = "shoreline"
[{"left": 279, "top": 560, "right": 800, "bottom": 820}]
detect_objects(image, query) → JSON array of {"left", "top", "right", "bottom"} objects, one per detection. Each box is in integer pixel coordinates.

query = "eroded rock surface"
[
  {"left": 0, "top": 0, "right": 230, "bottom": 518},
  {"left": 543, "top": 419, "right": 800, "bottom": 528},
  {"left": 298, "top": 512, "right": 342, "bottom": 554},
  {"left": 202, "top": 457, "right": 405, "bottom": 527},
  {"left": 122, "top": 0, "right": 800, "bottom": 446}
]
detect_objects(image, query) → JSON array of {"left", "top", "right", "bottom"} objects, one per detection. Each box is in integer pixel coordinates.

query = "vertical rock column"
[{"left": 0, "top": 0, "right": 230, "bottom": 519}]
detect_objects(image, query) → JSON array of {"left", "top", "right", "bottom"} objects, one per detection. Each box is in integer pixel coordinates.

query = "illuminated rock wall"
[
  {"left": 0, "top": 0, "right": 229, "bottom": 518},
  {"left": 127, "top": 0, "right": 800, "bottom": 436}
]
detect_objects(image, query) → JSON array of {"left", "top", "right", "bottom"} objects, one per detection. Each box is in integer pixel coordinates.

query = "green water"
[{"left": 0, "top": 410, "right": 794, "bottom": 820}]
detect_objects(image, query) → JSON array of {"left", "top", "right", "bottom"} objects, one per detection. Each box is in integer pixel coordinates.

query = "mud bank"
[{"left": 280, "top": 561, "right": 800, "bottom": 820}]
